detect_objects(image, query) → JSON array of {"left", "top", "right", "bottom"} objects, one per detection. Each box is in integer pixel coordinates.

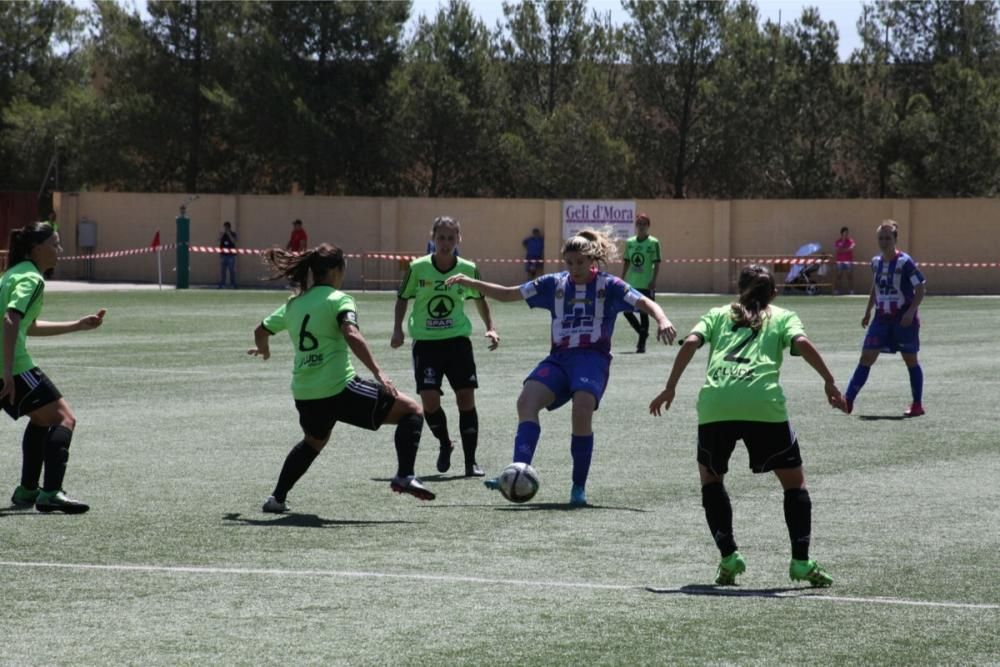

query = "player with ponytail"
[
  {"left": 446, "top": 228, "right": 676, "bottom": 506},
  {"left": 3, "top": 222, "right": 107, "bottom": 513},
  {"left": 650, "top": 264, "right": 844, "bottom": 588},
  {"left": 250, "top": 243, "right": 435, "bottom": 512}
]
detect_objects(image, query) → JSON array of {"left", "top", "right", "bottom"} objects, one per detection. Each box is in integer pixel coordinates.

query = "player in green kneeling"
[
  {"left": 649, "top": 264, "right": 843, "bottom": 587},
  {"left": 250, "top": 244, "right": 434, "bottom": 512},
  {"left": 2, "top": 222, "right": 106, "bottom": 514}
]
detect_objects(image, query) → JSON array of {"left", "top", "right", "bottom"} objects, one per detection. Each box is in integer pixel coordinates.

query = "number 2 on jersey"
[{"left": 724, "top": 327, "right": 759, "bottom": 364}]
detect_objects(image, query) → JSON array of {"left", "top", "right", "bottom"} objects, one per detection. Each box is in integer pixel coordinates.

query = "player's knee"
[
  {"left": 304, "top": 434, "right": 329, "bottom": 451},
  {"left": 401, "top": 394, "right": 423, "bottom": 418},
  {"left": 455, "top": 389, "right": 476, "bottom": 411},
  {"left": 54, "top": 403, "right": 76, "bottom": 430},
  {"left": 571, "top": 392, "right": 597, "bottom": 412},
  {"left": 419, "top": 391, "right": 441, "bottom": 413},
  {"left": 516, "top": 392, "right": 539, "bottom": 415}
]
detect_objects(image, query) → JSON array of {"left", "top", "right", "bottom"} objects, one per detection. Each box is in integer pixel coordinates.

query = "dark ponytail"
[
  {"left": 730, "top": 264, "right": 776, "bottom": 332},
  {"left": 7, "top": 222, "right": 56, "bottom": 267},
  {"left": 262, "top": 243, "right": 345, "bottom": 295}
]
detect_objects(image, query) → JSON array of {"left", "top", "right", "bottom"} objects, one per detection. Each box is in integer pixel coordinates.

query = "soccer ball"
[{"left": 498, "top": 462, "right": 540, "bottom": 503}]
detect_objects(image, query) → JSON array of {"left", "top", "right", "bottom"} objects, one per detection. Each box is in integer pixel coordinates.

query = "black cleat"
[
  {"left": 465, "top": 463, "right": 485, "bottom": 477},
  {"left": 436, "top": 442, "right": 454, "bottom": 473},
  {"left": 35, "top": 490, "right": 90, "bottom": 514}
]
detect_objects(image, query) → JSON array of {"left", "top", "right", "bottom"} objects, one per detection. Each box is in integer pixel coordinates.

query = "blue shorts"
[
  {"left": 525, "top": 350, "right": 610, "bottom": 411},
  {"left": 863, "top": 316, "right": 920, "bottom": 354}
]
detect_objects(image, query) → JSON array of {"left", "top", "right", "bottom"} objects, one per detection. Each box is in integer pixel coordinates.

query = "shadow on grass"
[
  {"left": 369, "top": 479, "right": 647, "bottom": 512},
  {"left": 0, "top": 505, "right": 45, "bottom": 517},
  {"left": 419, "top": 473, "right": 484, "bottom": 483},
  {"left": 221, "top": 512, "right": 419, "bottom": 528},
  {"left": 496, "top": 502, "right": 648, "bottom": 513},
  {"left": 645, "top": 584, "right": 810, "bottom": 598},
  {"left": 858, "top": 415, "right": 907, "bottom": 421}
]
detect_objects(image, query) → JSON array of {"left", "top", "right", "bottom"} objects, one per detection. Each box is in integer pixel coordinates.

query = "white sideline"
[{"left": 1, "top": 560, "right": 997, "bottom": 610}]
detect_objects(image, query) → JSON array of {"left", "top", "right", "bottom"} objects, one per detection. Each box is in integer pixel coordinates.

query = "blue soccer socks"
[
  {"left": 513, "top": 421, "right": 541, "bottom": 464},
  {"left": 907, "top": 364, "right": 924, "bottom": 404},
  {"left": 845, "top": 364, "right": 871, "bottom": 403},
  {"left": 570, "top": 434, "right": 594, "bottom": 488}
]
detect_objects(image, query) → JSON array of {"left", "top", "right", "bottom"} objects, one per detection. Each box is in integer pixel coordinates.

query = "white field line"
[{"left": 0, "top": 560, "right": 997, "bottom": 610}]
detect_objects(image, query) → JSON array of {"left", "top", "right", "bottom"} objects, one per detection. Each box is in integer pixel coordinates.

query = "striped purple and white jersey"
[
  {"left": 520, "top": 270, "right": 643, "bottom": 356},
  {"left": 871, "top": 251, "right": 926, "bottom": 317}
]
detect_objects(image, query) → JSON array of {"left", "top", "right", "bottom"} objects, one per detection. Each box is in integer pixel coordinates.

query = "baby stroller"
[{"left": 784, "top": 242, "right": 826, "bottom": 295}]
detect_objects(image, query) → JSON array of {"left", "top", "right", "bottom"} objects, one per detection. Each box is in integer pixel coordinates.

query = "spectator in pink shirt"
[{"left": 834, "top": 226, "right": 856, "bottom": 294}]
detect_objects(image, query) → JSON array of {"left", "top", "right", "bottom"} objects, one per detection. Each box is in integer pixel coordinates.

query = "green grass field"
[{"left": 1, "top": 289, "right": 997, "bottom": 665}]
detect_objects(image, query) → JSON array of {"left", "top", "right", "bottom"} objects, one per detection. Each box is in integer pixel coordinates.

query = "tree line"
[{"left": 2, "top": 0, "right": 999, "bottom": 202}]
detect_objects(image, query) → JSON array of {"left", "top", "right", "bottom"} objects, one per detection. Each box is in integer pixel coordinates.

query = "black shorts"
[
  {"left": 1, "top": 367, "right": 62, "bottom": 420},
  {"left": 697, "top": 420, "right": 802, "bottom": 475},
  {"left": 294, "top": 377, "right": 396, "bottom": 440},
  {"left": 412, "top": 337, "right": 478, "bottom": 394}
]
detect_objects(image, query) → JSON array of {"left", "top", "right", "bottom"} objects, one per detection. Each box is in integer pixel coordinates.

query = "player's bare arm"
[
  {"left": 901, "top": 283, "right": 925, "bottom": 327},
  {"left": 637, "top": 296, "right": 676, "bottom": 345},
  {"left": 391, "top": 297, "right": 408, "bottom": 348},
  {"left": 0, "top": 309, "right": 19, "bottom": 404},
  {"left": 650, "top": 334, "right": 700, "bottom": 416},
  {"left": 474, "top": 297, "right": 499, "bottom": 350},
  {"left": 248, "top": 323, "right": 272, "bottom": 360},
  {"left": 342, "top": 321, "right": 398, "bottom": 397},
  {"left": 444, "top": 274, "right": 523, "bottom": 302},
  {"left": 861, "top": 283, "right": 877, "bottom": 327},
  {"left": 28, "top": 308, "right": 107, "bottom": 336},
  {"left": 791, "top": 336, "right": 847, "bottom": 411}
]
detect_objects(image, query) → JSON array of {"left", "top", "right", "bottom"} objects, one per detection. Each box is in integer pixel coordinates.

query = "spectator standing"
[
  {"left": 834, "top": 226, "right": 856, "bottom": 294},
  {"left": 219, "top": 221, "right": 238, "bottom": 289},
  {"left": 523, "top": 228, "right": 544, "bottom": 279},
  {"left": 287, "top": 219, "right": 308, "bottom": 253}
]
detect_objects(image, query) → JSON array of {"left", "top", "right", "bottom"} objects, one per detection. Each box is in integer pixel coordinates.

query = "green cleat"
[
  {"left": 715, "top": 551, "right": 746, "bottom": 586},
  {"left": 10, "top": 485, "right": 40, "bottom": 507},
  {"left": 483, "top": 477, "right": 500, "bottom": 490},
  {"left": 789, "top": 559, "right": 833, "bottom": 588},
  {"left": 35, "top": 489, "right": 90, "bottom": 515}
]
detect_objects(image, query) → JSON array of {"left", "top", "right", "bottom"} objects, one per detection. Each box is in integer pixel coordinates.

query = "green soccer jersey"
[
  {"left": 0, "top": 261, "right": 46, "bottom": 375},
  {"left": 624, "top": 236, "right": 662, "bottom": 290},
  {"left": 398, "top": 255, "right": 482, "bottom": 340},
  {"left": 691, "top": 305, "right": 805, "bottom": 424},
  {"left": 262, "top": 286, "right": 359, "bottom": 400}
]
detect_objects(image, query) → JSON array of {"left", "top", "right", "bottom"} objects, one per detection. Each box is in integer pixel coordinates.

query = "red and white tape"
[
  {"left": 57, "top": 244, "right": 999, "bottom": 269},
  {"left": 60, "top": 244, "right": 177, "bottom": 261}
]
